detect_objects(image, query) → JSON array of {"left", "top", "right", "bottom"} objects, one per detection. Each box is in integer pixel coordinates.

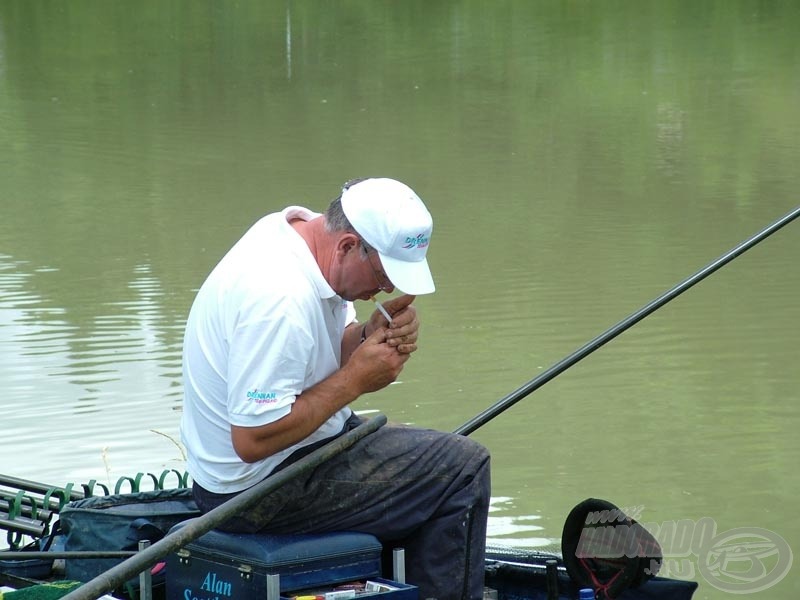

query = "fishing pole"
[{"left": 454, "top": 205, "right": 800, "bottom": 437}]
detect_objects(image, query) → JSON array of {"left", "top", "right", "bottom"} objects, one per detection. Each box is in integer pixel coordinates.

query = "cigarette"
[{"left": 370, "top": 296, "right": 393, "bottom": 323}]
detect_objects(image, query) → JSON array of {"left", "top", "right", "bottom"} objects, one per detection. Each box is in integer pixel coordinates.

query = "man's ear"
[{"left": 337, "top": 233, "right": 360, "bottom": 257}]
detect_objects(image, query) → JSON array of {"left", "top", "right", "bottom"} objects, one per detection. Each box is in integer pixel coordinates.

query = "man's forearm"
[{"left": 231, "top": 366, "right": 361, "bottom": 463}]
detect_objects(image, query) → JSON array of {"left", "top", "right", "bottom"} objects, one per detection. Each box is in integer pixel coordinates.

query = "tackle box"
[{"left": 165, "top": 520, "right": 417, "bottom": 600}]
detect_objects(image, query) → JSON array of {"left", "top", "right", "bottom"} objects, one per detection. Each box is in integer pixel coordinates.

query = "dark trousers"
[{"left": 193, "top": 423, "right": 491, "bottom": 600}]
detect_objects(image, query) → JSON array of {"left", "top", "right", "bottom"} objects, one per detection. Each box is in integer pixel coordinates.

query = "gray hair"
[{"left": 325, "top": 178, "right": 372, "bottom": 257}]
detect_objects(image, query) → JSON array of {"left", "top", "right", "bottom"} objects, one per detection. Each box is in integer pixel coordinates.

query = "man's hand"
[
  {"left": 347, "top": 327, "right": 410, "bottom": 393},
  {"left": 368, "top": 294, "right": 420, "bottom": 354}
]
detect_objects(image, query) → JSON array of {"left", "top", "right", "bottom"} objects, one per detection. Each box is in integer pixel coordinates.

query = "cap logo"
[{"left": 402, "top": 233, "right": 430, "bottom": 250}]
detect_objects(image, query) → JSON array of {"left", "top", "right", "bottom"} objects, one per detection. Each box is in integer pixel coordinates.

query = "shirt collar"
[{"left": 280, "top": 206, "right": 338, "bottom": 301}]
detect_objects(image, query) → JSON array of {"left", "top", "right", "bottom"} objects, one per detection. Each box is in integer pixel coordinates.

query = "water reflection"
[
  {"left": 487, "top": 497, "right": 549, "bottom": 550},
  {"left": 1, "top": 253, "right": 185, "bottom": 484},
  {"left": 285, "top": 4, "right": 292, "bottom": 80}
]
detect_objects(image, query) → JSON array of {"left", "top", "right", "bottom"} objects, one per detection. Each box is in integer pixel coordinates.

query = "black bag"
[
  {"left": 58, "top": 488, "right": 200, "bottom": 587},
  {"left": 561, "top": 498, "right": 663, "bottom": 600}
]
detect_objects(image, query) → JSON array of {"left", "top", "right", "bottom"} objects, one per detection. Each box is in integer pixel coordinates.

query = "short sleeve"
[{"left": 226, "top": 298, "right": 314, "bottom": 427}]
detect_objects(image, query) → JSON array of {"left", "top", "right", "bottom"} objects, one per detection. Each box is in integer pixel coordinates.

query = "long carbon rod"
[{"left": 455, "top": 205, "right": 800, "bottom": 436}]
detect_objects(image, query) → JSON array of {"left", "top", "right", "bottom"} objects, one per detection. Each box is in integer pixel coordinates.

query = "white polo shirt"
[{"left": 181, "top": 207, "right": 356, "bottom": 493}]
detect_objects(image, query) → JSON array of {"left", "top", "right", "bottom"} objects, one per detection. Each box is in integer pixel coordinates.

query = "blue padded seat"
[{"left": 165, "top": 519, "right": 383, "bottom": 597}]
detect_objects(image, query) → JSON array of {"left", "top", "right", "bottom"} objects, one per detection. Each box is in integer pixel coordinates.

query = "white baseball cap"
[{"left": 341, "top": 178, "right": 435, "bottom": 295}]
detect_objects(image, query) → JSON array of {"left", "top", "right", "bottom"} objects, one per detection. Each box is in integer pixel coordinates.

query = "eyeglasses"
[{"left": 367, "top": 250, "right": 392, "bottom": 292}]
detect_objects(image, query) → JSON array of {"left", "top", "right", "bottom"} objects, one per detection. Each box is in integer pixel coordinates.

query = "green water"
[{"left": 1, "top": 2, "right": 798, "bottom": 597}]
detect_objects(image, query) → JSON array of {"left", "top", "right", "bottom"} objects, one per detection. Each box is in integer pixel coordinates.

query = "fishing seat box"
[{"left": 165, "top": 520, "right": 417, "bottom": 600}]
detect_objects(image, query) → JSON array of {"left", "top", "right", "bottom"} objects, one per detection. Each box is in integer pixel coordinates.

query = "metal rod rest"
[
  {"left": 0, "top": 476, "right": 84, "bottom": 501},
  {"left": 0, "top": 551, "right": 137, "bottom": 560}
]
